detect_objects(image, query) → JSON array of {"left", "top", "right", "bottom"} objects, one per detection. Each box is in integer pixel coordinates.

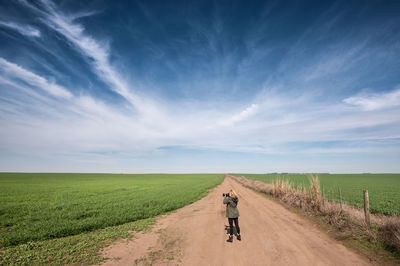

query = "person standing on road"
[{"left": 223, "top": 189, "right": 241, "bottom": 242}]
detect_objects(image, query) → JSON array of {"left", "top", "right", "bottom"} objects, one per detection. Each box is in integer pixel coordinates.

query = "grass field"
[
  {"left": 0, "top": 173, "right": 224, "bottom": 248},
  {"left": 237, "top": 174, "right": 400, "bottom": 216}
]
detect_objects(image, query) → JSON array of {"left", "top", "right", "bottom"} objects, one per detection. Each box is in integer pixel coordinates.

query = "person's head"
[{"left": 229, "top": 189, "right": 238, "bottom": 199}]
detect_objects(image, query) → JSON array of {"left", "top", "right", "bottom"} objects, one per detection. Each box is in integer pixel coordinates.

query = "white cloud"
[
  {"left": 21, "top": 0, "right": 145, "bottom": 110},
  {"left": 0, "top": 57, "right": 72, "bottom": 99},
  {"left": 218, "top": 103, "right": 258, "bottom": 126},
  {"left": 0, "top": 20, "right": 41, "bottom": 37},
  {"left": 16, "top": 0, "right": 171, "bottom": 124},
  {"left": 343, "top": 88, "right": 400, "bottom": 111},
  {"left": 2, "top": 77, "right": 400, "bottom": 173}
]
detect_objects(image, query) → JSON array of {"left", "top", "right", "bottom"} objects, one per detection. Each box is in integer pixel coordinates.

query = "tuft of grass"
[
  {"left": 307, "top": 175, "right": 321, "bottom": 210},
  {"left": 0, "top": 217, "right": 155, "bottom": 265},
  {"left": 269, "top": 176, "right": 322, "bottom": 211},
  {"left": 379, "top": 218, "right": 400, "bottom": 254}
]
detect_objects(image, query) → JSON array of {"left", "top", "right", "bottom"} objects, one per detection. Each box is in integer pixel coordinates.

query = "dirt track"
[{"left": 101, "top": 176, "right": 369, "bottom": 265}]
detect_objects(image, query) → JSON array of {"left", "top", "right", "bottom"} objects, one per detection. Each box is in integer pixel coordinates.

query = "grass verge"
[{"left": 0, "top": 218, "right": 155, "bottom": 265}]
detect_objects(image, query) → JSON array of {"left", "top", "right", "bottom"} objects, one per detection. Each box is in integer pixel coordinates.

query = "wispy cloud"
[
  {"left": 19, "top": 0, "right": 145, "bottom": 109},
  {"left": 218, "top": 104, "right": 258, "bottom": 126},
  {"left": 0, "top": 20, "right": 40, "bottom": 37},
  {"left": 344, "top": 88, "right": 400, "bottom": 111},
  {"left": 0, "top": 57, "right": 72, "bottom": 99}
]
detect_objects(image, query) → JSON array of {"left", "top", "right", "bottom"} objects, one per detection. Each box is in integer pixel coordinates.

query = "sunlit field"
[
  {"left": 0, "top": 173, "right": 224, "bottom": 248},
  {"left": 238, "top": 174, "right": 400, "bottom": 215}
]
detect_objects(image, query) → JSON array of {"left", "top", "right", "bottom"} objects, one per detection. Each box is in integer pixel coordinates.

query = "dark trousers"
[{"left": 228, "top": 218, "right": 240, "bottom": 235}]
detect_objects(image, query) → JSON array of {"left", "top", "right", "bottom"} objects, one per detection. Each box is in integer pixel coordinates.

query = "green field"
[
  {"left": 237, "top": 174, "right": 400, "bottom": 216},
  {"left": 0, "top": 173, "right": 224, "bottom": 248}
]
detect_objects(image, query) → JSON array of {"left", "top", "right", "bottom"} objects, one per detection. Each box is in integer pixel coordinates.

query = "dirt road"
[{"left": 101, "top": 176, "right": 369, "bottom": 265}]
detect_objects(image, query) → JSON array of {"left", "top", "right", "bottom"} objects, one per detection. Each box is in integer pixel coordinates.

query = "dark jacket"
[{"left": 223, "top": 196, "right": 239, "bottom": 218}]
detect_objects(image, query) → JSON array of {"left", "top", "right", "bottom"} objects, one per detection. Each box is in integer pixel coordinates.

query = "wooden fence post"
[
  {"left": 321, "top": 184, "right": 325, "bottom": 208},
  {"left": 338, "top": 188, "right": 343, "bottom": 211},
  {"left": 363, "top": 190, "right": 370, "bottom": 228}
]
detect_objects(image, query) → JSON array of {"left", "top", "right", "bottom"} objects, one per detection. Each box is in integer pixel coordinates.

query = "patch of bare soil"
[{"left": 100, "top": 176, "right": 370, "bottom": 265}]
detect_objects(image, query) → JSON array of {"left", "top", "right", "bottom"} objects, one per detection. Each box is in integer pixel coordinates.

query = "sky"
[{"left": 0, "top": 0, "right": 400, "bottom": 173}]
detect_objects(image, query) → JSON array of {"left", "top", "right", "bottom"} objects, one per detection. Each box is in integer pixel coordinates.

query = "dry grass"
[
  {"left": 228, "top": 174, "right": 400, "bottom": 257},
  {"left": 230, "top": 175, "right": 273, "bottom": 194},
  {"left": 379, "top": 217, "right": 400, "bottom": 253}
]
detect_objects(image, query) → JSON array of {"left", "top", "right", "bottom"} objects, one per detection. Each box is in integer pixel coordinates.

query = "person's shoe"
[
  {"left": 236, "top": 234, "right": 241, "bottom": 241},
  {"left": 226, "top": 235, "right": 233, "bottom": 242}
]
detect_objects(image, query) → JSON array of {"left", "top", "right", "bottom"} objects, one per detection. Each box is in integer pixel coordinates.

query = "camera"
[{"left": 222, "top": 192, "right": 230, "bottom": 197}]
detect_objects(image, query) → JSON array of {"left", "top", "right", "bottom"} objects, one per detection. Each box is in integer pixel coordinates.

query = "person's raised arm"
[{"left": 223, "top": 197, "right": 230, "bottom": 204}]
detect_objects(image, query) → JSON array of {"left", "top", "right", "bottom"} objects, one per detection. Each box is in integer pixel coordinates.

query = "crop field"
[
  {"left": 0, "top": 173, "right": 224, "bottom": 248},
  {"left": 238, "top": 174, "right": 400, "bottom": 216}
]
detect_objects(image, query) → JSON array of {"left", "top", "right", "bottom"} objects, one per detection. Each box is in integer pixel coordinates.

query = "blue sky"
[{"left": 0, "top": 0, "right": 400, "bottom": 173}]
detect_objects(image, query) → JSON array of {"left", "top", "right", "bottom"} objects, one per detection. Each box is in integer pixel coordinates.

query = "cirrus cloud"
[
  {"left": 0, "top": 57, "right": 72, "bottom": 99},
  {"left": 0, "top": 20, "right": 40, "bottom": 37},
  {"left": 344, "top": 88, "right": 400, "bottom": 111}
]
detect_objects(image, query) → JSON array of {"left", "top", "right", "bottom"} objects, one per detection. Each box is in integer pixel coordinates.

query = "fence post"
[
  {"left": 338, "top": 188, "right": 343, "bottom": 211},
  {"left": 363, "top": 190, "right": 370, "bottom": 228},
  {"left": 322, "top": 184, "right": 325, "bottom": 208}
]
